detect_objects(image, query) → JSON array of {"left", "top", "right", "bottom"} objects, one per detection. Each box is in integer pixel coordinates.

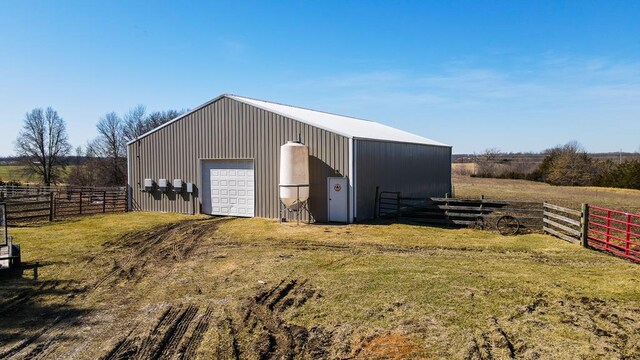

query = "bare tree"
[
  {"left": 122, "top": 105, "right": 147, "bottom": 142},
  {"left": 14, "top": 107, "right": 71, "bottom": 185},
  {"left": 92, "top": 112, "right": 127, "bottom": 185},
  {"left": 67, "top": 145, "right": 99, "bottom": 186},
  {"left": 474, "top": 148, "right": 504, "bottom": 177},
  {"left": 146, "top": 110, "right": 183, "bottom": 128},
  {"left": 122, "top": 106, "right": 185, "bottom": 142},
  {"left": 91, "top": 105, "right": 185, "bottom": 186}
]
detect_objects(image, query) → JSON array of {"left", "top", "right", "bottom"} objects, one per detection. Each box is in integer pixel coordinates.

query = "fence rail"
[
  {"left": 378, "top": 189, "right": 640, "bottom": 264},
  {"left": 0, "top": 186, "right": 127, "bottom": 224},
  {"left": 539, "top": 203, "right": 640, "bottom": 263},
  {"left": 587, "top": 205, "right": 640, "bottom": 263},
  {"left": 543, "top": 202, "right": 582, "bottom": 244},
  {"left": 377, "top": 191, "right": 543, "bottom": 231}
]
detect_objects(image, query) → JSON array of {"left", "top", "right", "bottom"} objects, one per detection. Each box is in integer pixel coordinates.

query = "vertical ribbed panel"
[
  {"left": 128, "top": 97, "right": 349, "bottom": 221},
  {"left": 355, "top": 139, "right": 452, "bottom": 220}
]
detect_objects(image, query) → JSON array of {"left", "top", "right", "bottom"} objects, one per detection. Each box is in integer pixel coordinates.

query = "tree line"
[
  {"left": 12, "top": 106, "right": 185, "bottom": 186},
  {"left": 473, "top": 141, "right": 640, "bottom": 190}
]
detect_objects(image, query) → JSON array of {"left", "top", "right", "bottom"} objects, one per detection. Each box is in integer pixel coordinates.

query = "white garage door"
[{"left": 203, "top": 160, "right": 254, "bottom": 217}]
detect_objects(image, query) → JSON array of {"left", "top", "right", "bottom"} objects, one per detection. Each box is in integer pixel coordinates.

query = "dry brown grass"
[
  {"left": 452, "top": 163, "right": 476, "bottom": 176},
  {"left": 454, "top": 173, "right": 640, "bottom": 213},
  {"left": 1, "top": 214, "right": 639, "bottom": 359}
]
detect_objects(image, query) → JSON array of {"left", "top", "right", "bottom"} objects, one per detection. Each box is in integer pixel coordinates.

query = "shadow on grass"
[{"left": 0, "top": 262, "right": 91, "bottom": 355}]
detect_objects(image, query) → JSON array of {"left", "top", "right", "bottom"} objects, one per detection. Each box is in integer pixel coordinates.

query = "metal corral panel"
[
  {"left": 354, "top": 139, "right": 452, "bottom": 220},
  {"left": 128, "top": 97, "right": 350, "bottom": 222}
]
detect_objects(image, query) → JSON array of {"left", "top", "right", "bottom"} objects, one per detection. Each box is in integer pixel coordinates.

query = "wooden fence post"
[
  {"left": 103, "top": 191, "right": 107, "bottom": 213},
  {"left": 49, "top": 192, "right": 54, "bottom": 222},
  {"left": 79, "top": 191, "right": 83, "bottom": 215},
  {"left": 581, "top": 203, "right": 589, "bottom": 248}
]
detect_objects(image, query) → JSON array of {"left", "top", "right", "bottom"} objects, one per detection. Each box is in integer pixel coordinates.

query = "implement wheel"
[{"left": 497, "top": 215, "right": 520, "bottom": 236}]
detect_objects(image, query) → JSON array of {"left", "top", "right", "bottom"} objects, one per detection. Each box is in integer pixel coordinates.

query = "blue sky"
[{"left": 1, "top": 0, "right": 639, "bottom": 155}]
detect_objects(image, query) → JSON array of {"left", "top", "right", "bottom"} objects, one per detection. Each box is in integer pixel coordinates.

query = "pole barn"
[{"left": 127, "top": 94, "right": 451, "bottom": 223}]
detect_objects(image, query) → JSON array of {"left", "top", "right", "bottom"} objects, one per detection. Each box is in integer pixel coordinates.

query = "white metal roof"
[
  {"left": 128, "top": 94, "right": 449, "bottom": 147},
  {"left": 227, "top": 95, "right": 449, "bottom": 147}
]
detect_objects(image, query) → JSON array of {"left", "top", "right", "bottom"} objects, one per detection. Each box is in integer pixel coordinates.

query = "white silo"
[{"left": 279, "top": 141, "right": 309, "bottom": 209}]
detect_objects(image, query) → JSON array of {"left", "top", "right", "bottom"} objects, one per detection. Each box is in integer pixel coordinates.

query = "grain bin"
[{"left": 279, "top": 141, "right": 309, "bottom": 208}]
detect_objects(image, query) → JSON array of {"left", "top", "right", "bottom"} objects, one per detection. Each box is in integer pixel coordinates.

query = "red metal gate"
[{"left": 587, "top": 205, "right": 640, "bottom": 263}]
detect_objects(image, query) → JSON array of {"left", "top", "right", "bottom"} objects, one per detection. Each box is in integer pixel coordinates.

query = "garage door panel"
[{"left": 202, "top": 160, "right": 255, "bottom": 217}]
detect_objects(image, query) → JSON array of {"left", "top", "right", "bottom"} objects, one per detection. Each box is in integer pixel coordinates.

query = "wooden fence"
[
  {"left": 541, "top": 202, "right": 640, "bottom": 263},
  {"left": 0, "top": 186, "right": 127, "bottom": 224},
  {"left": 377, "top": 191, "right": 543, "bottom": 231},
  {"left": 542, "top": 202, "right": 582, "bottom": 244}
]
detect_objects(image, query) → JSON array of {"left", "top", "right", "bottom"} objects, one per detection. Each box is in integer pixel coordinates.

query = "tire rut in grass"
[
  {"left": 20, "top": 334, "right": 62, "bottom": 360},
  {"left": 0, "top": 310, "right": 74, "bottom": 359},
  {"left": 464, "top": 318, "right": 517, "bottom": 360},
  {"left": 102, "top": 304, "right": 210, "bottom": 360},
  {"left": 220, "top": 278, "right": 330, "bottom": 360},
  {"left": 140, "top": 304, "right": 199, "bottom": 359},
  {"left": 94, "top": 218, "right": 231, "bottom": 290},
  {"left": 2, "top": 219, "right": 231, "bottom": 360},
  {"left": 177, "top": 307, "right": 214, "bottom": 360},
  {"left": 465, "top": 295, "right": 640, "bottom": 359}
]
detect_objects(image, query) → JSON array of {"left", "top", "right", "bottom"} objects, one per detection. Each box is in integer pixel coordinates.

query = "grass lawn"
[
  {"left": 454, "top": 173, "right": 640, "bottom": 213},
  {"left": 1, "top": 213, "right": 639, "bottom": 359}
]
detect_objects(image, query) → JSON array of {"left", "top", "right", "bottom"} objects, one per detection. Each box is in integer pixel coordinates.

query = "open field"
[
  {"left": 1, "top": 213, "right": 640, "bottom": 359},
  {"left": 454, "top": 174, "right": 640, "bottom": 213},
  {"left": 0, "top": 166, "right": 34, "bottom": 183},
  {"left": 0, "top": 165, "right": 76, "bottom": 184}
]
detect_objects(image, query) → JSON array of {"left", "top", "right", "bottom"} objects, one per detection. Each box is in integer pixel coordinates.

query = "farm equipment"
[
  {"left": 0, "top": 203, "right": 21, "bottom": 270},
  {"left": 473, "top": 214, "right": 521, "bottom": 236}
]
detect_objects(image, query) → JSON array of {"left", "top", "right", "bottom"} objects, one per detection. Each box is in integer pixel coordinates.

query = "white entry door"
[
  {"left": 202, "top": 160, "right": 254, "bottom": 217},
  {"left": 328, "top": 177, "right": 348, "bottom": 223}
]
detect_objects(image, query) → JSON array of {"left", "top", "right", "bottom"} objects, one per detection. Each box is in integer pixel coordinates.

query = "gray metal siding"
[
  {"left": 355, "top": 139, "right": 452, "bottom": 220},
  {"left": 128, "top": 97, "right": 349, "bottom": 222}
]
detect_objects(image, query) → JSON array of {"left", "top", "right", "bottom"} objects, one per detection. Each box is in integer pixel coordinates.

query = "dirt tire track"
[
  {"left": 101, "top": 329, "right": 139, "bottom": 360},
  {"left": 491, "top": 318, "right": 516, "bottom": 359},
  {"left": 134, "top": 305, "right": 183, "bottom": 359},
  {"left": 0, "top": 312, "right": 68, "bottom": 359},
  {"left": 21, "top": 334, "right": 61, "bottom": 360},
  {"left": 91, "top": 222, "right": 188, "bottom": 290},
  {"left": 94, "top": 218, "right": 233, "bottom": 290},
  {"left": 152, "top": 305, "right": 199, "bottom": 359},
  {"left": 2, "top": 218, "right": 232, "bottom": 360},
  {"left": 177, "top": 307, "right": 213, "bottom": 360},
  {"left": 102, "top": 304, "right": 205, "bottom": 360},
  {"left": 234, "top": 278, "right": 324, "bottom": 360},
  {"left": 102, "top": 305, "right": 180, "bottom": 360}
]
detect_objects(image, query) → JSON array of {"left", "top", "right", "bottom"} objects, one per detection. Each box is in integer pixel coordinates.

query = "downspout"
[
  {"left": 348, "top": 138, "right": 355, "bottom": 223},
  {"left": 353, "top": 139, "right": 357, "bottom": 223},
  {"left": 126, "top": 145, "right": 132, "bottom": 211}
]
